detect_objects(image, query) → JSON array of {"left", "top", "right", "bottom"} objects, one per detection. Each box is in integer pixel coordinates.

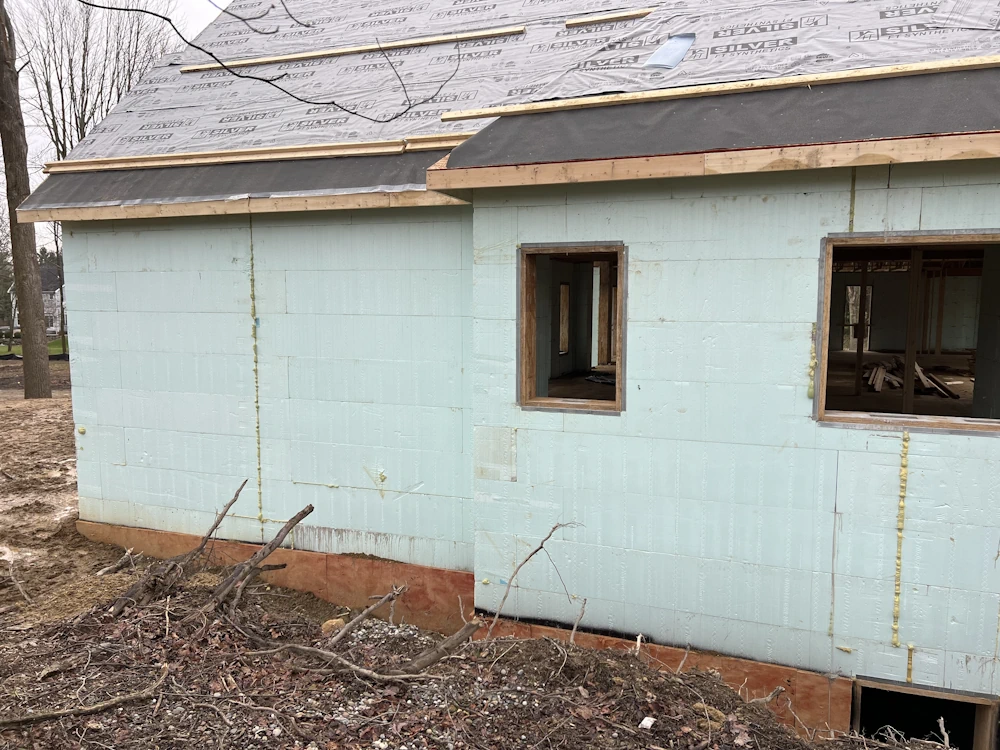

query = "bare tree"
[
  {"left": 0, "top": 0, "right": 50, "bottom": 397},
  {"left": 15, "top": 0, "right": 176, "bottom": 356},
  {"left": 17, "top": 0, "right": 177, "bottom": 161}
]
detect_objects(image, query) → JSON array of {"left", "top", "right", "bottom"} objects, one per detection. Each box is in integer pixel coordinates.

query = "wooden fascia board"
[
  {"left": 44, "top": 133, "right": 475, "bottom": 174},
  {"left": 16, "top": 190, "right": 468, "bottom": 223},
  {"left": 424, "top": 132, "right": 1000, "bottom": 191},
  {"left": 441, "top": 54, "right": 1000, "bottom": 121}
]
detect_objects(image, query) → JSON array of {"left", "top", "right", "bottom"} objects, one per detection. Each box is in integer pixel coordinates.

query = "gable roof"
[{"left": 19, "top": 0, "right": 1000, "bottom": 220}]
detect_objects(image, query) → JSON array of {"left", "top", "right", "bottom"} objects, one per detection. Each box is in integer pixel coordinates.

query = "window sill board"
[
  {"left": 521, "top": 397, "right": 621, "bottom": 414},
  {"left": 820, "top": 410, "right": 1000, "bottom": 434}
]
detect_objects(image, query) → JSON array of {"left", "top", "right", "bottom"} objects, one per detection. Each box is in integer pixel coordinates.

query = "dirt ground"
[{"left": 0, "top": 361, "right": 944, "bottom": 749}]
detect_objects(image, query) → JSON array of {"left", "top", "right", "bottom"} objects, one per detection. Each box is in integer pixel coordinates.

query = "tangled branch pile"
[{"left": 0, "top": 483, "right": 950, "bottom": 749}]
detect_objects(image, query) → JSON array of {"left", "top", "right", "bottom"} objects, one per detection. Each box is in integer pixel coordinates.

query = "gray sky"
[{"left": 174, "top": 0, "right": 229, "bottom": 37}]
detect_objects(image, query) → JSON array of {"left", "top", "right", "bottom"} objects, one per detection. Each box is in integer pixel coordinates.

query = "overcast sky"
[{"left": 174, "top": 0, "right": 229, "bottom": 37}]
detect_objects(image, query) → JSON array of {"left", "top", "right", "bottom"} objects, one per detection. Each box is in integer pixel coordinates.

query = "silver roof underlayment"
[{"left": 22, "top": 0, "right": 1000, "bottom": 211}]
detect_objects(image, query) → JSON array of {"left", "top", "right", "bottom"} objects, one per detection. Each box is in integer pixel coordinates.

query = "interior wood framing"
[
  {"left": 815, "top": 233, "right": 1000, "bottom": 434},
  {"left": 518, "top": 243, "right": 626, "bottom": 413},
  {"left": 16, "top": 189, "right": 467, "bottom": 224},
  {"left": 427, "top": 132, "right": 1000, "bottom": 192},
  {"left": 44, "top": 133, "right": 474, "bottom": 174},
  {"left": 179, "top": 25, "right": 527, "bottom": 73},
  {"left": 441, "top": 55, "right": 1000, "bottom": 121},
  {"left": 851, "top": 677, "right": 999, "bottom": 750}
]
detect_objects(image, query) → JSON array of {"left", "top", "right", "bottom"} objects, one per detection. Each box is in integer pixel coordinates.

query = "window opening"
[
  {"left": 520, "top": 244, "right": 625, "bottom": 411},
  {"left": 823, "top": 243, "right": 994, "bottom": 422}
]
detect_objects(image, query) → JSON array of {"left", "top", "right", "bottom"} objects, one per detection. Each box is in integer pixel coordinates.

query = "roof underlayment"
[{"left": 21, "top": 0, "right": 1000, "bottom": 214}]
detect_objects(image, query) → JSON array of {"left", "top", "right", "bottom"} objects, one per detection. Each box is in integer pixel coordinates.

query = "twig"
[
  {"left": 938, "top": 717, "right": 950, "bottom": 749},
  {"left": 192, "top": 702, "right": 232, "bottom": 727},
  {"left": 6, "top": 559, "right": 31, "bottom": 603},
  {"left": 749, "top": 686, "right": 785, "bottom": 705},
  {"left": 675, "top": 646, "right": 690, "bottom": 674},
  {"left": 486, "top": 522, "right": 578, "bottom": 639},
  {"left": 0, "top": 664, "right": 169, "bottom": 727},
  {"left": 569, "top": 598, "right": 587, "bottom": 645},
  {"left": 96, "top": 548, "right": 135, "bottom": 576},
  {"left": 245, "top": 643, "right": 424, "bottom": 683}
]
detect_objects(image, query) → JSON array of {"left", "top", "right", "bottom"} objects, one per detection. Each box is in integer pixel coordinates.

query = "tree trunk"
[{"left": 0, "top": 0, "right": 51, "bottom": 397}]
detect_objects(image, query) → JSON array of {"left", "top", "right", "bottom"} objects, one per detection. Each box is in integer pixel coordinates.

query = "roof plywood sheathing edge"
[
  {"left": 178, "top": 25, "right": 527, "bottom": 73},
  {"left": 43, "top": 133, "right": 476, "bottom": 174},
  {"left": 440, "top": 54, "right": 1000, "bottom": 121},
  {"left": 426, "top": 131, "right": 1000, "bottom": 190},
  {"left": 16, "top": 189, "right": 469, "bottom": 223},
  {"left": 564, "top": 8, "right": 656, "bottom": 27}
]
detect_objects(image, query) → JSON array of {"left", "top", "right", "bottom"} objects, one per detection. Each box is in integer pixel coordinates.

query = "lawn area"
[{"left": 0, "top": 340, "right": 67, "bottom": 356}]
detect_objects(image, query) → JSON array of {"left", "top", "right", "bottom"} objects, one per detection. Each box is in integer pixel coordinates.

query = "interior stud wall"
[{"left": 470, "top": 162, "right": 1000, "bottom": 694}]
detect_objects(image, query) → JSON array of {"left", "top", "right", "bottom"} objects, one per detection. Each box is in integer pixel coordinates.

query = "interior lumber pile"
[{"left": 861, "top": 356, "right": 960, "bottom": 398}]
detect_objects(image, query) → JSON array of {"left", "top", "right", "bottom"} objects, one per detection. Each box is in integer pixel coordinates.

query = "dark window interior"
[
  {"left": 825, "top": 244, "right": 1000, "bottom": 419},
  {"left": 527, "top": 251, "right": 619, "bottom": 404},
  {"left": 858, "top": 687, "right": 975, "bottom": 750}
]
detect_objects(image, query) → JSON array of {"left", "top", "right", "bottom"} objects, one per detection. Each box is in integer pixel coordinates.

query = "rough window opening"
[
  {"left": 822, "top": 241, "right": 1000, "bottom": 426},
  {"left": 853, "top": 678, "right": 997, "bottom": 750},
  {"left": 520, "top": 244, "right": 625, "bottom": 412}
]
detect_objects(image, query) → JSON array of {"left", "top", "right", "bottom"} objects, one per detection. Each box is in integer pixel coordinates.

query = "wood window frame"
[
  {"left": 518, "top": 242, "right": 627, "bottom": 414},
  {"left": 816, "top": 231, "right": 1000, "bottom": 434}
]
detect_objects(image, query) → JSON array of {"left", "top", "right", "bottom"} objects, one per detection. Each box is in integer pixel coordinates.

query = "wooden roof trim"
[
  {"left": 441, "top": 54, "right": 1000, "bottom": 121},
  {"left": 179, "top": 25, "right": 527, "bottom": 73},
  {"left": 564, "top": 8, "right": 655, "bottom": 27},
  {"left": 44, "top": 133, "right": 475, "bottom": 174},
  {"left": 16, "top": 189, "right": 468, "bottom": 223},
  {"left": 426, "top": 132, "right": 1000, "bottom": 191}
]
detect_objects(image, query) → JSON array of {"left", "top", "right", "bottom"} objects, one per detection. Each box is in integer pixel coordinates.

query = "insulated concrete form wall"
[
  {"left": 470, "top": 161, "right": 1000, "bottom": 694},
  {"left": 63, "top": 207, "right": 475, "bottom": 571}
]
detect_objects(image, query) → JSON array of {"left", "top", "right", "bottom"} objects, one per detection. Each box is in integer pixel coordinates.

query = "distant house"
[
  {"left": 18, "top": 0, "right": 1000, "bottom": 745},
  {"left": 8, "top": 264, "right": 63, "bottom": 332}
]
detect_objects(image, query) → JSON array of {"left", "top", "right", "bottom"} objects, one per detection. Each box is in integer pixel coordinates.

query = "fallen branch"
[
  {"left": 96, "top": 548, "right": 139, "bottom": 576},
  {"left": 486, "top": 522, "right": 577, "bottom": 639},
  {"left": 245, "top": 642, "right": 424, "bottom": 683},
  {"left": 327, "top": 584, "right": 408, "bottom": 648},
  {"left": 188, "top": 503, "right": 313, "bottom": 621},
  {"left": 392, "top": 619, "right": 482, "bottom": 674},
  {"left": 0, "top": 664, "right": 169, "bottom": 727},
  {"left": 111, "top": 481, "right": 248, "bottom": 617}
]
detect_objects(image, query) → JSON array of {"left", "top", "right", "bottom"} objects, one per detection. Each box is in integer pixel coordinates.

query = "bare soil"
[{"left": 0, "top": 368, "right": 942, "bottom": 749}]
